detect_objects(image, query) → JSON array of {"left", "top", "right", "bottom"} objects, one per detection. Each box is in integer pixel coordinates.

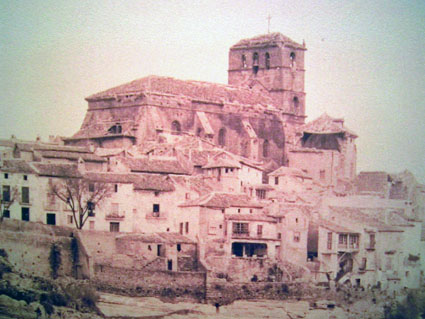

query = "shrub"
[
  {"left": 63, "top": 283, "right": 99, "bottom": 311},
  {"left": 0, "top": 249, "right": 8, "bottom": 258},
  {"left": 49, "top": 243, "right": 61, "bottom": 279}
]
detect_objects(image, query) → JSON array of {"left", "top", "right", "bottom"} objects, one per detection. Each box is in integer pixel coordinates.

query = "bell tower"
[{"left": 228, "top": 33, "right": 307, "bottom": 124}]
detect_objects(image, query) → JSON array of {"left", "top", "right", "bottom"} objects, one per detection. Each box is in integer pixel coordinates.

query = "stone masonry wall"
[{"left": 0, "top": 219, "right": 74, "bottom": 278}]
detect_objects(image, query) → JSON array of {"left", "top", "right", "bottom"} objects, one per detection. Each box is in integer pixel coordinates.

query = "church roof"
[
  {"left": 269, "top": 166, "right": 311, "bottom": 179},
  {"left": 231, "top": 32, "right": 305, "bottom": 50},
  {"left": 86, "top": 75, "right": 275, "bottom": 107},
  {"left": 301, "top": 113, "right": 357, "bottom": 137}
]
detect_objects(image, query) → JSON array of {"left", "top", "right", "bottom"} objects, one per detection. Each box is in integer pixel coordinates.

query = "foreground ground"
[{"left": 97, "top": 293, "right": 385, "bottom": 319}]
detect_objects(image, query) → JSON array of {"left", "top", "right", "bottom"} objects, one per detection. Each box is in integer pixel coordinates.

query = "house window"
[
  {"left": 110, "top": 222, "right": 120, "bottom": 232},
  {"left": 21, "top": 207, "right": 30, "bottom": 221},
  {"left": 275, "top": 177, "right": 279, "bottom": 185},
  {"left": 293, "top": 231, "right": 300, "bottom": 242},
  {"left": 233, "top": 222, "right": 249, "bottom": 235},
  {"left": 218, "top": 128, "right": 226, "bottom": 146},
  {"left": 369, "top": 234, "right": 376, "bottom": 249},
  {"left": 185, "top": 222, "right": 189, "bottom": 234},
  {"left": 167, "top": 259, "right": 173, "bottom": 271},
  {"left": 21, "top": 187, "right": 29, "bottom": 204},
  {"left": 153, "top": 204, "right": 160, "bottom": 217},
  {"left": 241, "top": 54, "right": 247, "bottom": 68},
  {"left": 327, "top": 232, "right": 332, "bottom": 250},
  {"left": 290, "top": 52, "right": 296, "bottom": 62},
  {"left": 4, "top": 173, "right": 8, "bottom": 179},
  {"left": 87, "top": 201, "right": 95, "bottom": 216},
  {"left": 252, "top": 52, "right": 259, "bottom": 74},
  {"left": 89, "top": 183, "right": 95, "bottom": 192},
  {"left": 257, "top": 225, "right": 263, "bottom": 236},
  {"left": 249, "top": 209, "right": 253, "bottom": 214},
  {"left": 157, "top": 244, "right": 164, "bottom": 257},
  {"left": 338, "top": 234, "right": 348, "bottom": 247},
  {"left": 265, "top": 52, "right": 270, "bottom": 69},
  {"left": 108, "top": 124, "right": 122, "bottom": 134},
  {"left": 171, "top": 120, "right": 181, "bottom": 134},
  {"left": 23, "top": 175, "right": 28, "bottom": 181},
  {"left": 114, "top": 184, "right": 118, "bottom": 192},
  {"left": 263, "top": 139, "right": 269, "bottom": 158},
  {"left": 349, "top": 234, "right": 359, "bottom": 248},
  {"left": 179, "top": 222, "right": 183, "bottom": 235},
  {"left": 177, "top": 244, "right": 181, "bottom": 252},
  {"left": 46, "top": 213, "right": 56, "bottom": 225},
  {"left": 2, "top": 185, "right": 10, "bottom": 202},
  {"left": 277, "top": 232, "right": 282, "bottom": 239},
  {"left": 67, "top": 215, "right": 73, "bottom": 224},
  {"left": 3, "top": 210, "right": 10, "bottom": 218},
  {"left": 196, "top": 127, "right": 202, "bottom": 136}
]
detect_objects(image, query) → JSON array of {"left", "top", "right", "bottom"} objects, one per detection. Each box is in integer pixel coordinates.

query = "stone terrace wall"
[
  {"left": 93, "top": 264, "right": 206, "bottom": 300},
  {"left": 0, "top": 219, "right": 74, "bottom": 278}
]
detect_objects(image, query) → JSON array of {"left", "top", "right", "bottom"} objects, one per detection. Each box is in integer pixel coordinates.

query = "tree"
[
  {"left": 50, "top": 177, "right": 112, "bottom": 229},
  {"left": 0, "top": 185, "right": 18, "bottom": 223}
]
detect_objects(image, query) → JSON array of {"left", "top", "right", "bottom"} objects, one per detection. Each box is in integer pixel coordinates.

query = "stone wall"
[
  {"left": 0, "top": 219, "right": 74, "bottom": 278},
  {"left": 93, "top": 264, "right": 206, "bottom": 300}
]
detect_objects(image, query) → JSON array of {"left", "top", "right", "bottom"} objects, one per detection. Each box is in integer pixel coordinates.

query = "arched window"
[
  {"left": 253, "top": 52, "right": 259, "bottom": 74},
  {"left": 108, "top": 123, "right": 122, "bottom": 134},
  {"left": 290, "top": 52, "right": 296, "bottom": 61},
  {"left": 171, "top": 120, "right": 181, "bottom": 134},
  {"left": 265, "top": 52, "right": 270, "bottom": 69},
  {"left": 218, "top": 128, "right": 226, "bottom": 146},
  {"left": 293, "top": 96, "right": 299, "bottom": 113},
  {"left": 263, "top": 139, "right": 269, "bottom": 158},
  {"left": 242, "top": 54, "right": 247, "bottom": 68}
]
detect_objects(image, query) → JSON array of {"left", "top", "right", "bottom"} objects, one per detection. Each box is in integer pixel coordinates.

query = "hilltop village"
[{"left": 1, "top": 33, "right": 424, "bottom": 298}]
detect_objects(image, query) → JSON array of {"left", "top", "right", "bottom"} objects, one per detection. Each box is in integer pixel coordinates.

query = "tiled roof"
[
  {"left": 133, "top": 175, "right": 175, "bottom": 192},
  {"left": 127, "top": 157, "right": 189, "bottom": 175},
  {"left": 231, "top": 33, "right": 305, "bottom": 50},
  {"left": 318, "top": 218, "right": 357, "bottom": 233},
  {"left": 0, "top": 139, "right": 88, "bottom": 153},
  {"left": 180, "top": 192, "right": 264, "bottom": 208},
  {"left": 203, "top": 157, "right": 241, "bottom": 169},
  {"left": 1, "top": 160, "right": 36, "bottom": 174},
  {"left": 86, "top": 75, "right": 274, "bottom": 107},
  {"left": 301, "top": 113, "right": 357, "bottom": 137},
  {"left": 226, "top": 214, "right": 276, "bottom": 223},
  {"left": 32, "top": 163, "right": 82, "bottom": 178},
  {"left": 40, "top": 150, "right": 106, "bottom": 162},
  {"left": 116, "top": 232, "right": 194, "bottom": 244},
  {"left": 84, "top": 172, "right": 175, "bottom": 192}
]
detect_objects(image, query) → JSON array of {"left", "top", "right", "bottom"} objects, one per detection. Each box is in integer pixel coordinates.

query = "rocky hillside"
[{"left": 0, "top": 248, "right": 102, "bottom": 319}]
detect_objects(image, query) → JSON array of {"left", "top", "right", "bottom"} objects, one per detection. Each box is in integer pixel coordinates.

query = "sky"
[{"left": 0, "top": 0, "right": 424, "bottom": 183}]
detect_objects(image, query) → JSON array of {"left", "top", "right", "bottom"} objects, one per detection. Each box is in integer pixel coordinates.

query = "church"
[{"left": 64, "top": 32, "right": 357, "bottom": 188}]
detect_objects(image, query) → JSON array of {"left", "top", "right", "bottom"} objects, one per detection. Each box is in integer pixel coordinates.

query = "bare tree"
[
  {"left": 50, "top": 177, "right": 112, "bottom": 229},
  {"left": 0, "top": 186, "right": 19, "bottom": 223}
]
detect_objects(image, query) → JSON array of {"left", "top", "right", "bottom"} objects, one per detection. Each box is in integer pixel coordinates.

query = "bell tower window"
[
  {"left": 290, "top": 52, "right": 296, "bottom": 61},
  {"left": 265, "top": 52, "right": 270, "bottom": 69},
  {"left": 293, "top": 97, "right": 299, "bottom": 113},
  {"left": 252, "top": 52, "right": 259, "bottom": 74},
  {"left": 171, "top": 120, "right": 181, "bottom": 134},
  {"left": 241, "top": 54, "right": 247, "bottom": 68}
]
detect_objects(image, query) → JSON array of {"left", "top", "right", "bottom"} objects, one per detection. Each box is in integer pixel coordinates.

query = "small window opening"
[
  {"left": 89, "top": 183, "right": 95, "bottom": 192},
  {"left": 275, "top": 176, "right": 279, "bottom": 185},
  {"left": 4, "top": 173, "right": 8, "bottom": 179},
  {"left": 23, "top": 175, "right": 28, "bottom": 181},
  {"left": 153, "top": 204, "right": 160, "bottom": 217},
  {"left": 108, "top": 124, "right": 122, "bottom": 134},
  {"left": 290, "top": 52, "right": 296, "bottom": 61},
  {"left": 265, "top": 52, "right": 270, "bottom": 69},
  {"left": 114, "top": 184, "right": 118, "bottom": 192},
  {"left": 185, "top": 222, "right": 189, "bottom": 234},
  {"left": 196, "top": 127, "right": 202, "bottom": 136},
  {"left": 177, "top": 244, "right": 181, "bottom": 252}
]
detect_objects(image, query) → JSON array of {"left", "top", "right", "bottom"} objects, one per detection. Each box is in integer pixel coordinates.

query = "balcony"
[
  {"left": 145, "top": 211, "right": 167, "bottom": 220},
  {"left": 232, "top": 231, "right": 250, "bottom": 239},
  {"left": 337, "top": 243, "right": 359, "bottom": 252},
  {"left": 105, "top": 211, "right": 125, "bottom": 220}
]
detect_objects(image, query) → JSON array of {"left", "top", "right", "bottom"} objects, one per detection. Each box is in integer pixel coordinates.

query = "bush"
[
  {"left": 49, "top": 243, "right": 61, "bottom": 279},
  {"left": 0, "top": 249, "right": 8, "bottom": 258},
  {"left": 63, "top": 283, "right": 99, "bottom": 311}
]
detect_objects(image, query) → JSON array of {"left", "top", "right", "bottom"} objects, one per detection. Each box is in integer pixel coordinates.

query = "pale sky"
[{"left": 1, "top": 0, "right": 424, "bottom": 183}]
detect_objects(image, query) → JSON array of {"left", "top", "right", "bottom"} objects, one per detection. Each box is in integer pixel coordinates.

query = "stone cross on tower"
[{"left": 267, "top": 14, "right": 272, "bottom": 33}]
